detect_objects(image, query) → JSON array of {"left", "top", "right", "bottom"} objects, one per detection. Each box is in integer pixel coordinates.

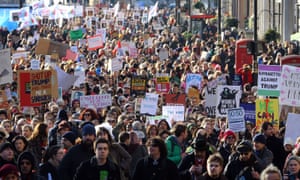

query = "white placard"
[
  {"left": 227, "top": 107, "right": 246, "bottom": 132},
  {"left": 80, "top": 94, "right": 112, "bottom": 109},
  {"left": 162, "top": 105, "right": 185, "bottom": 122}
]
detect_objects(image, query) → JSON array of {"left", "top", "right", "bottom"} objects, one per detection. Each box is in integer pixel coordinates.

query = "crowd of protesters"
[{"left": 0, "top": 1, "right": 299, "bottom": 180}]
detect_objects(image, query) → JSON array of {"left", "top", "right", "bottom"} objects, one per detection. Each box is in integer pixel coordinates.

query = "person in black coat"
[
  {"left": 58, "top": 124, "right": 96, "bottom": 180},
  {"left": 178, "top": 139, "right": 210, "bottom": 180},
  {"left": 74, "top": 138, "right": 121, "bottom": 180},
  {"left": 224, "top": 140, "right": 263, "bottom": 180},
  {"left": 132, "top": 137, "right": 180, "bottom": 180}
]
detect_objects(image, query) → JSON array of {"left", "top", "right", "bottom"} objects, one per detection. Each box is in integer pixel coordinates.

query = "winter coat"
[{"left": 165, "top": 135, "right": 182, "bottom": 166}]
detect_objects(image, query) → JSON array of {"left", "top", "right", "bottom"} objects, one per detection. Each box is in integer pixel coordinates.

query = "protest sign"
[
  {"left": 204, "top": 80, "right": 218, "bottom": 117},
  {"left": 227, "top": 107, "right": 246, "bottom": 132},
  {"left": 0, "top": 90, "right": 9, "bottom": 109},
  {"left": 35, "top": 38, "right": 69, "bottom": 58},
  {"left": 0, "top": 49, "right": 13, "bottom": 85},
  {"left": 256, "top": 98, "right": 279, "bottom": 131},
  {"left": 240, "top": 103, "right": 256, "bottom": 126},
  {"left": 121, "top": 41, "right": 137, "bottom": 58},
  {"left": 284, "top": 113, "right": 300, "bottom": 146},
  {"left": 188, "top": 86, "right": 201, "bottom": 105},
  {"left": 87, "top": 35, "right": 104, "bottom": 51},
  {"left": 109, "top": 58, "right": 123, "bottom": 72},
  {"left": 71, "top": 90, "right": 84, "bottom": 102},
  {"left": 258, "top": 65, "right": 281, "bottom": 97},
  {"left": 280, "top": 65, "right": 300, "bottom": 106},
  {"left": 80, "top": 94, "right": 112, "bottom": 109},
  {"left": 158, "top": 48, "right": 168, "bottom": 60},
  {"left": 216, "top": 85, "right": 242, "bottom": 117},
  {"left": 155, "top": 76, "right": 170, "bottom": 94},
  {"left": 162, "top": 105, "right": 185, "bottom": 122},
  {"left": 65, "top": 49, "right": 78, "bottom": 61},
  {"left": 30, "top": 59, "right": 40, "bottom": 70},
  {"left": 95, "top": 28, "right": 106, "bottom": 42},
  {"left": 30, "top": 70, "right": 58, "bottom": 104},
  {"left": 185, "top": 73, "right": 202, "bottom": 94},
  {"left": 140, "top": 93, "right": 159, "bottom": 115},
  {"left": 55, "top": 66, "right": 78, "bottom": 91},
  {"left": 131, "top": 77, "right": 146, "bottom": 97},
  {"left": 164, "top": 94, "right": 186, "bottom": 105}
]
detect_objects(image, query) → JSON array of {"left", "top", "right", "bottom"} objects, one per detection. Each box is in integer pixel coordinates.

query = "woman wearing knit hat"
[
  {"left": 217, "top": 129, "right": 237, "bottom": 165},
  {"left": 0, "top": 164, "right": 20, "bottom": 180}
]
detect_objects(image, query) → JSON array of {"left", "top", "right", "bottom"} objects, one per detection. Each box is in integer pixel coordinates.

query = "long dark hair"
[{"left": 146, "top": 137, "right": 168, "bottom": 159}]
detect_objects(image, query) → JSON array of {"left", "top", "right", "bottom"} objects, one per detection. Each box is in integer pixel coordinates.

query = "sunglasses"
[{"left": 84, "top": 113, "right": 91, "bottom": 116}]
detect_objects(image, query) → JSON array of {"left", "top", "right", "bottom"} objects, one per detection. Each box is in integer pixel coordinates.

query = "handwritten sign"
[
  {"left": 255, "top": 98, "right": 279, "bottom": 131},
  {"left": 162, "top": 105, "right": 185, "bottom": 122},
  {"left": 258, "top": 65, "right": 281, "bottom": 97},
  {"left": 205, "top": 80, "right": 218, "bottom": 117},
  {"left": 280, "top": 65, "right": 300, "bottom": 106},
  {"left": 140, "top": 93, "right": 159, "bottom": 115},
  {"left": 80, "top": 94, "right": 112, "bottom": 108}
]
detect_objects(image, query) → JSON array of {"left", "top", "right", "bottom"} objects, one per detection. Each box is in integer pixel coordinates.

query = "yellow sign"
[{"left": 256, "top": 98, "right": 279, "bottom": 131}]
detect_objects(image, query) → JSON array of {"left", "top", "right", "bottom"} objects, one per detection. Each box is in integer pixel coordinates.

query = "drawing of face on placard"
[{"left": 217, "top": 87, "right": 238, "bottom": 115}]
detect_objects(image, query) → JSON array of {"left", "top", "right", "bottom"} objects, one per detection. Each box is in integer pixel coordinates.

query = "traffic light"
[{"left": 247, "top": 41, "right": 256, "bottom": 55}]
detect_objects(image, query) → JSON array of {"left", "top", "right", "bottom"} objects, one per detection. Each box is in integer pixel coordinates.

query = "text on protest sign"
[
  {"left": 140, "top": 93, "right": 159, "bottom": 115},
  {"left": 258, "top": 65, "right": 281, "bottom": 97},
  {"left": 80, "top": 94, "right": 112, "bottom": 109},
  {"left": 155, "top": 76, "right": 170, "bottom": 94},
  {"left": 280, "top": 65, "right": 300, "bottom": 106},
  {"left": 255, "top": 98, "right": 279, "bottom": 131},
  {"left": 162, "top": 105, "right": 185, "bottom": 122},
  {"left": 205, "top": 80, "right": 218, "bottom": 117},
  {"left": 227, "top": 107, "right": 246, "bottom": 132},
  {"left": 87, "top": 35, "right": 104, "bottom": 51},
  {"left": 185, "top": 73, "right": 202, "bottom": 94}
]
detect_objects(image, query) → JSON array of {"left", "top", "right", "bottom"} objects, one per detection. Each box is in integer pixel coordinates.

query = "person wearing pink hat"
[
  {"left": 217, "top": 129, "right": 236, "bottom": 165},
  {"left": 0, "top": 164, "right": 20, "bottom": 180}
]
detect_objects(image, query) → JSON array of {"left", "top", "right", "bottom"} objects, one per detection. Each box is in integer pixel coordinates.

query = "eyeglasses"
[{"left": 84, "top": 113, "right": 91, "bottom": 116}]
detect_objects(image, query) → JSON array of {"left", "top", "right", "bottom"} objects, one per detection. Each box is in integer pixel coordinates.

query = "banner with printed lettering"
[
  {"left": 87, "top": 35, "right": 104, "bottom": 51},
  {"left": 155, "top": 76, "right": 170, "bottom": 94},
  {"left": 256, "top": 98, "right": 279, "bottom": 131},
  {"left": 216, "top": 85, "right": 242, "bottom": 117},
  {"left": 162, "top": 105, "right": 185, "bottom": 122},
  {"left": 131, "top": 77, "right": 146, "bottom": 97},
  {"left": 109, "top": 58, "right": 123, "bottom": 72},
  {"left": 185, "top": 73, "right": 202, "bottom": 94},
  {"left": 80, "top": 94, "right": 112, "bottom": 109},
  {"left": 0, "top": 49, "right": 13, "bottom": 85},
  {"left": 204, "top": 80, "right": 218, "bottom": 117},
  {"left": 258, "top": 65, "right": 281, "bottom": 97},
  {"left": 240, "top": 103, "right": 256, "bottom": 126},
  {"left": 280, "top": 65, "right": 300, "bottom": 106},
  {"left": 227, "top": 107, "right": 246, "bottom": 132},
  {"left": 140, "top": 93, "right": 159, "bottom": 115},
  {"left": 95, "top": 28, "right": 106, "bottom": 42}
]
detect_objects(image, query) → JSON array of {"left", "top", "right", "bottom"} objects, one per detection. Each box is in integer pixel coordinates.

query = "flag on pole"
[{"left": 148, "top": 1, "right": 159, "bottom": 23}]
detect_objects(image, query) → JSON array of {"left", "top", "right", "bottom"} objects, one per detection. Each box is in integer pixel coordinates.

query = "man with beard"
[
  {"left": 58, "top": 123, "right": 96, "bottom": 180},
  {"left": 198, "top": 153, "right": 228, "bottom": 180}
]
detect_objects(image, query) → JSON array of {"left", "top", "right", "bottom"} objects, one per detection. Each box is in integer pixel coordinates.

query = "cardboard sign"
[
  {"left": 255, "top": 98, "right": 279, "bottom": 131},
  {"left": 227, "top": 107, "right": 246, "bottom": 132},
  {"left": 258, "top": 65, "right": 281, "bottom": 97},
  {"left": 80, "top": 94, "right": 112, "bottom": 109},
  {"left": 204, "top": 80, "right": 218, "bottom": 117},
  {"left": 35, "top": 38, "right": 69, "bottom": 58}
]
